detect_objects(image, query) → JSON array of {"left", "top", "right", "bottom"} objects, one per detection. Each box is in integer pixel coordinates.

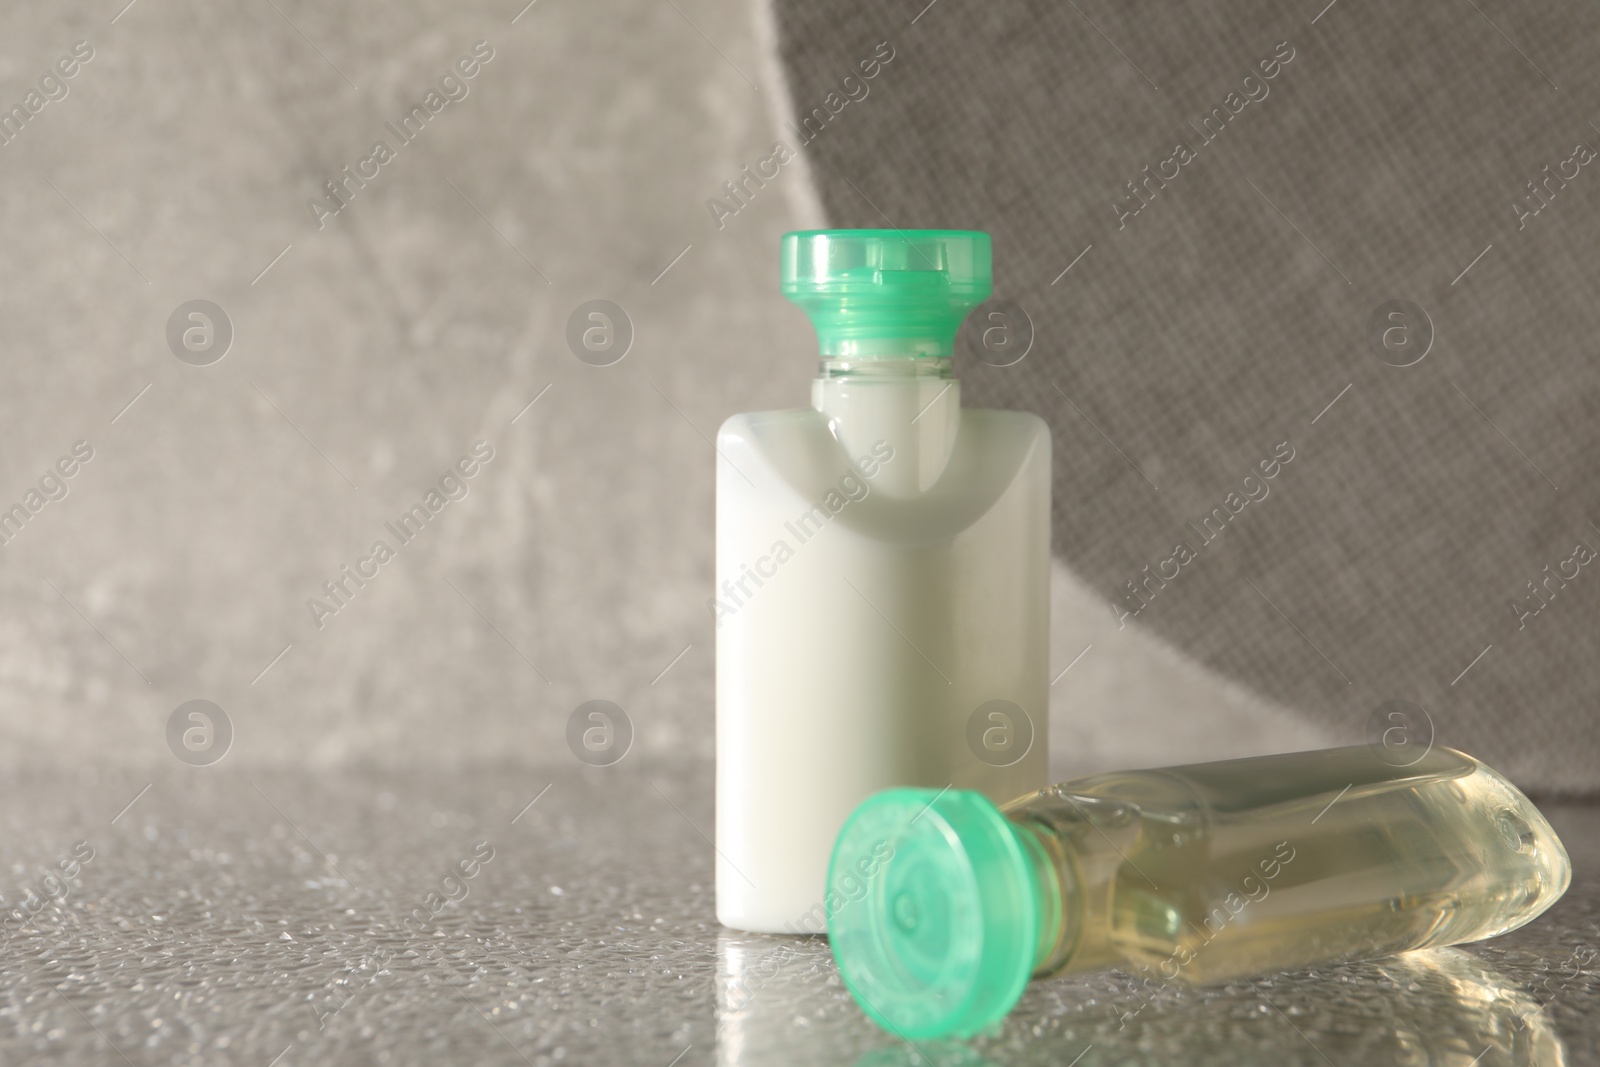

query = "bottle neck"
[
  {"left": 810, "top": 357, "right": 959, "bottom": 497},
  {"left": 1012, "top": 819, "right": 1081, "bottom": 978}
]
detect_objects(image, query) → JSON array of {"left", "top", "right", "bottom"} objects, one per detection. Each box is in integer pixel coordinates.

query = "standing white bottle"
[{"left": 714, "top": 230, "right": 1050, "bottom": 933}]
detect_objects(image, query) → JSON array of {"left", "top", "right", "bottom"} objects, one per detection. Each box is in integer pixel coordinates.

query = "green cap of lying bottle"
[{"left": 826, "top": 786, "right": 1047, "bottom": 1039}]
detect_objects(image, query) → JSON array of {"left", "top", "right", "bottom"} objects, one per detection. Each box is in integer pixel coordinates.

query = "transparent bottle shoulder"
[{"left": 717, "top": 406, "right": 1048, "bottom": 454}]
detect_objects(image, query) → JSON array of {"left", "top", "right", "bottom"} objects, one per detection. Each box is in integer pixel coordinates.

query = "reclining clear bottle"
[
  {"left": 715, "top": 230, "right": 1051, "bottom": 934},
  {"left": 826, "top": 745, "right": 1571, "bottom": 1038}
]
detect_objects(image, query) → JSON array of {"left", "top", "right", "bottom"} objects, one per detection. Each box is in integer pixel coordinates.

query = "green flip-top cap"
[
  {"left": 826, "top": 787, "right": 1053, "bottom": 1040},
  {"left": 781, "top": 229, "right": 992, "bottom": 358}
]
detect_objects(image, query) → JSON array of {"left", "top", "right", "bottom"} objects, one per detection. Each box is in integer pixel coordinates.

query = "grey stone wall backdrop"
[
  {"left": 774, "top": 0, "right": 1600, "bottom": 793},
  {"left": 0, "top": 0, "right": 823, "bottom": 770}
]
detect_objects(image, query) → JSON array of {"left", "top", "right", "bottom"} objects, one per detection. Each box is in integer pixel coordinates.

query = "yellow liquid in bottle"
[{"left": 1007, "top": 746, "right": 1571, "bottom": 984}]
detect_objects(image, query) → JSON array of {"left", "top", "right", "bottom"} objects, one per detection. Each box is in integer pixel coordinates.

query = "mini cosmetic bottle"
[
  {"left": 827, "top": 745, "right": 1571, "bottom": 1038},
  {"left": 714, "top": 230, "right": 1051, "bottom": 933}
]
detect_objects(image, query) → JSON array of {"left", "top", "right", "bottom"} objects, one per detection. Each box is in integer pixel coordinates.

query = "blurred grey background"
[{"left": 0, "top": 0, "right": 1595, "bottom": 789}]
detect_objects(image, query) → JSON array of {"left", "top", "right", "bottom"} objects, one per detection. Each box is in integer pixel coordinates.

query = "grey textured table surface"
[{"left": 2, "top": 761, "right": 1595, "bottom": 1067}]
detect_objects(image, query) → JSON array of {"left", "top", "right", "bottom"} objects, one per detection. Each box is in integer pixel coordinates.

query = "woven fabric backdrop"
[{"left": 774, "top": 0, "right": 1600, "bottom": 792}]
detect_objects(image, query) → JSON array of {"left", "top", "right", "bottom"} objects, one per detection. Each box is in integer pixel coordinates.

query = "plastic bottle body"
[
  {"left": 714, "top": 359, "right": 1051, "bottom": 934},
  {"left": 826, "top": 746, "right": 1571, "bottom": 1038},
  {"left": 1013, "top": 746, "right": 1571, "bottom": 986}
]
